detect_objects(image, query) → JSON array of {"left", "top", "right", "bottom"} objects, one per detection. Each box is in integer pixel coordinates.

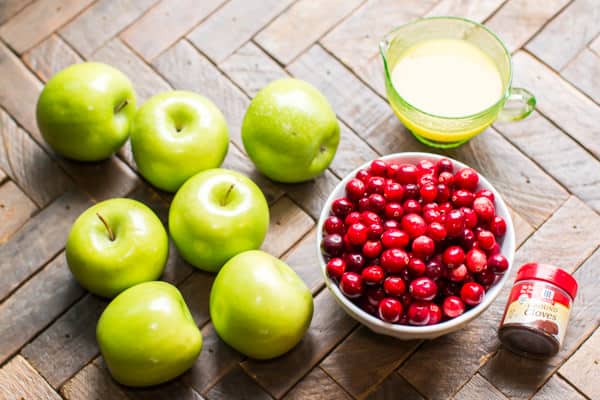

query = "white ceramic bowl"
[{"left": 316, "top": 153, "right": 515, "bottom": 340}]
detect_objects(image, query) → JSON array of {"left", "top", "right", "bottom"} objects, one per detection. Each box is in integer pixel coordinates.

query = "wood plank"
[
  {"left": 591, "top": 34, "right": 600, "bottom": 55},
  {"left": 531, "top": 375, "right": 586, "bottom": 400},
  {"left": 187, "top": 0, "right": 295, "bottom": 63},
  {"left": 0, "top": 0, "right": 95, "bottom": 53},
  {"left": 0, "top": 355, "right": 62, "bottom": 400},
  {"left": 254, "top": 0, "right": 364, "bottom": 65},
  {"left": 526, "top": 0, "right": 600, "bottom": 71},
  {"left": 485, "top": 0, "right": 570, "bottom": 53},
  {"left": 0, "top": 180, "right": 37, "bottom": 243},
  {"left": 425, "top": 0, "right": 505, "bottom": 21},
  {"left": 282, "top": 169, "right": 340, "bottom": 221},
  {"left": 0, "top": 252, "right": 85, "bottom": 364},
  {"left": 479, "top": 246, "right": 600, "bottom": 399},
  {"left": 0, "top": 0, "right": 33, "bottom": 25},
  {"left": 241, "top": 290, "right": 357, "bottom": 399},
  {"left": 562, "top": 47, "right": 600, "bottom": 104},
  {"left": 321, "top": 326, "right": 420, "bottom": 399},
  {"left": 453, "top": 374, "right": 508, "bottom": 400},
  {"left": 509, "top": 207, "right": 534, "bottom": 248},
  {"left": 206, "top": 366, "right": 272, "bottom": 400},
  {"left": 559, "top": 327, "right": 600, "bottom": 399},
  {"left": 60, "top": 362, "right": 131, "bottom": 400},
  {"left": 123, "top": 378, "right": 204, "bottom": 400},
  {"left": 495, "top": 111, "right": 600, "bottom": 213},
  {"left": 512, "top": 52, "right": 600, "bottom": 159},
  {"left": 60, "top": 0, "right": 158, "bottom": 57},
  {"left": 0, "top": 189, "right": 91, "bottom": 300},
  {"left": 0, "top": 167, "right": 6, "bottom": 183},
  {"left": 284, "top": 367, "right": 350, "bottom": 400},
  {"left": 262, "top": 196, "right": 314, "bottom": 257},
  {"left": 22, "top": 34, "right": 82, "bottom": 82},
  {"left": 283, "top": 228, "right": 325, "bottom": 294},
  {"left": 365, "top": 373, "right": 424, "bottom": 400},
  {"left": 120, "top": 0, "right": 225, "bottom": 62}
]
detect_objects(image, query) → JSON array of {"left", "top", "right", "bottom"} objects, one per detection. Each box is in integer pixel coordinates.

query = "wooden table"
[{"left": 0, "top": 1, "right": 598, "bottom": 399}]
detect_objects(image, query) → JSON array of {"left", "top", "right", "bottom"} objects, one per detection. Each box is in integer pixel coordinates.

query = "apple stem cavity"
[
  {"left": 221, "top": 184, "right": 235, "bottom": 206},
  {"left": 96, "top": 212, "right": 116, "bottom": 241},
  {"left": 114, "top": 100, "right": 129, "bottom": 114}
]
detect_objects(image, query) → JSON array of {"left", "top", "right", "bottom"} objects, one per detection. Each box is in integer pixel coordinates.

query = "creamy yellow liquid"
[{"left": 391, "top": 39, "right": 503, "bottom": 118}]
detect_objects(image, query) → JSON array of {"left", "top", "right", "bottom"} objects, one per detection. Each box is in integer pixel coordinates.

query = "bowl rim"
[{"left": 316, "top": 152, "right": 516, "bottom": 335}]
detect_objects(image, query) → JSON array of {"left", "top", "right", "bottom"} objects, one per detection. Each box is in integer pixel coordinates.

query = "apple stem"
[
  {"left": 221, "top": 184, "right": 235, "bottom": 206},
  {"left": 96, "top": 212, "right": 115, "bottom": 241},
  {"left": 114, "top": 100, "right": 128, "bottom": 114}
]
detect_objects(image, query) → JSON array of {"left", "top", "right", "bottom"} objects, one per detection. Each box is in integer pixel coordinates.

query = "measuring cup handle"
[{"left": 497, "top": 87, "right": 536, "bottom": 122}]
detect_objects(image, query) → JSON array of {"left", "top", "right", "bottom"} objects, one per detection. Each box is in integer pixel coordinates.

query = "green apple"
[
  {"left": 36, "top": 62, "right": 136, "bottom": 161},
  {"left": 210, "top": 250, "right": 313, "bottom": 359},
  {"left": 97, "top": 281, "right": 202, "bottom": 387},
  {"left": 169, "top": 169, "right": 269, "bottom": 272},
  {"left": 66, "top": 198, "right": 168, "bottom": 298},
  {"left": 131, "top": 91, "right": 229, "bottom": 192},
  {"left": 241, "top": 78, "right": 340, "bottom": 183}
]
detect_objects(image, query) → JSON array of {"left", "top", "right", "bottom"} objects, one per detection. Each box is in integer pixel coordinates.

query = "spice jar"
[{"left": 498, "top": 263, "right": 578, "bottom": 358}]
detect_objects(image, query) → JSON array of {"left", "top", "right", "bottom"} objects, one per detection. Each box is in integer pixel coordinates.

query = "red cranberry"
[
  {"left": 347, "top": 223, "right": 368, "bottom": 245},
  {"left": 343, "top": 253, "right": 365, "bottom": 272},
  {"left": 368, "top": 193, "right": 386, "bottom": 212},
  {"left": 386, "top": 163, "right": 401, "bottom": 179},
  {"left": 384, "top": 181, "right": 404, "bottom": 202},
  {"left": 448, "top": 264, "right": 468, "bottom": 282},
  {"left": 465, "top": 248, "right": 487, "bottom": 273},
  {"left": 436, "top": 183, "right": 451, "bottom": 202},
  {"left": 488, "top": 254, "right": 509, "bottom": 273},
  {"left": 416, "top": 159, "right": 436, "bottom": 176},
  {"left": 366, "top": 176, "right": 386, "bottom": 194},
  {"left": 409, "top": 277, "right": 438, "bottom": 301},
  {"left": 360, "top": 211, "right": 381, "bottom": 226},
  {"left": 461, "top": 207, "right": 478, "bottom": 229},
  {"left": 326, "top": 258, "right": 346, "bottom": 280},
  {"left": 408, "top": 257, "right": 426, "bottom": 276},
  {"left": 355, "top": 169, "right": 370, "bottom": 183},
  {"left": 423, "top": 208, "right": 442, "bottom": 224},
  {"left": 454, "top": 168, "right": 479, "bottom": 191},
  {"left": 407, "top": 301, "right": 431, "bottom": 325},
  {"left": 339, "top": 272, "right": 363, "bottom": 298},
  {"left": 443, "top": 245, "right": 465, "bottom": 268},
  {"left": 362, "top": 240, "right": 382, "bottom": 259},
  {"left": 443, "top": 296, "right": 465, "bottom": 318},
  {"left": 331, "top": 197, "right": 354, "bottom": 218},
  {"left": 438, "top": 171, "right": 454, "bottom": 185},
  {"left": 380, "top": 248, "right": 410, "bottom": 273},
  {"left": 477, "top": 229, "right": 496, "bottom": 250},
  {"left": 396, "top": 164, "right": 418, "bottom": 184},
  {"left": 427, "top": 222, "right": 447, "bottom": 241},
  {"left": 383, "top": 276, "right": 406, "bottom": 296},
  {"left": 473, "top": 197, "right": 495, "bottom": 222},
  {"left": 401, "top": 213, "right": 427, "bottom": 238},
  {"left": 461, "top": 282, "right": 485, "bottom": 306},
  {"left": 403, "top": 199, "right": 421, "bottom": 214},
  {"left": 428, "top": 303, "right": 443, "bottom": 325},
  {"left": 361, "top": 265, "right": 385, "bottom": 285},
  {"left": 489, "top": 216, "right": 507, "bottom": 237},
  {"left": 381, "top": 229, "right": 410, "bottom": 248},
  {"left": 476, "top": 269, "right": 496, "bottom": 286},
  {"left": 369, "top": 160, "right": 388, "bottom": 176},
  {"left": 346, "top": 178, "right": 366, "bottom": 200},
  {"left": 385, "top": 202, "right": 404, "bottom": 220},
  {"left": 441, "top": 281, "right": 460, "bottom": 297},
  {"left": 344, "top": 211, "right": 362, "bottom": 226},
  {"left": 367, "top": 223, "right": 384, "bottom": 239},
  {"left": 403, "top": 183, "right": 420, "bottom": 199},
  {"left": 412, "top": 235, "right": 435, "bottom": 259},
  {"left": 422, "top": 202, "right": 438, "bottom": 212},
  {"left": 378, "top": 298, "right": 403, "bottom": 323},
  {"left": 438, "top": 201, "right": 453, "bottom": 214},
  {"left": 366, "top": 286, "right": 386, "bottom": 306},
  {"left": 436, "top": 158, "right": 454, "bottom": 173},
  {"left": 487, "top": 242, "right": 501, "bottom": 256},
  {"left": 445, "top": 209, "right": 465, "bottom": 237},
  {"left": 420, "top": 183, "right": 438, "bottom": 203},
  {"left": 460, "top": 228, "right": 477, "bottom": 249},
  {"left": 343, "top": 234, "right": 358, "bottom": 252},
  {"left": 417, "top": 173, "right": 436, "bottom": 187},
  {"left": 359, "top": 297, "right": 378, "bottom": 315},
  {"left": 476, "top": 189, "right": 495, "bottom": 202},
  {"left": 323, "top": 216, "right": 345, "bottom": 235},
  {"left": 452, "top": 189, "right": 475, "bottom": 207},
  {"left": 382, "top": 220, "right": 400, "bottom": 231},
  {"left": 357, "top": 197, "right": 370, "bottom": 211},
  {"left": 425, "top": 259, "right": 444, "bottom": 280},
  {"left": 322, "top": 234, "right": 343, "bottom": 256}
]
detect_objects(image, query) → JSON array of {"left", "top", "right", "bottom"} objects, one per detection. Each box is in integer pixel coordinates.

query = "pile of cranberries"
[{"left": 321, "top": 158, "right": 509, "bottom": 326}]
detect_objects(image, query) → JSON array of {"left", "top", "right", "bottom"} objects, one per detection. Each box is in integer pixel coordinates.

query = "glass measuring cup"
[{"left": 380, "top": 17, "right": 535, "bottom": 148}]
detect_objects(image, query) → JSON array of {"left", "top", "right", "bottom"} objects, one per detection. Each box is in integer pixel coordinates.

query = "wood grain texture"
[
  {"left": 512, "top": 51, "right": 600, "bottom": 158},
  {"left": 0, "top": 253, "right": 85, "bottom": 364},
  {"left": 178, "top": 271, "right": 214, "bottom": 327},
  {"left": 0, "top": 189, "right": 91, "bottom": 300},
  {"left": 562, "top": 47, "right": 600, "bottom": 104},
  {"left": 485, "top": 0, "right": 570, "bottom": 53},
  {"left": 22, "top": 34, "right": 83, "bottom": 82},
  {"left": 205, "top": 366, "right": 272, "bottom": 400},
  {"left": 255, "top": 0, "right": 364, "bottom": 65},
  {"left": 0, "top": 355, "right": 62, "bottom": 400},
  {"left": 283, "top": 228, "right": 325, "bottom": 294},
  {"left": 284, "top": 367, "right": 350, "bottom": 400},
  {"left": 0, "top": 180, "right": 37, "bottom": 243},
  {"left": 453, "top": 374, "right": 508, "bottom": 400},
  {"left": 426, "top": 0, "right": 505, "bottom": 21},
  {"left": 509, "top": 207, "right": 535, "bottom": 248},
  {"left": 122, "top": 378, "right": 205, "bottom": 400},
  {"left": 591, "top": 34, "right": 600, "bottom": 55},
  {"left": 495, "top": 111, "right": 600, "bottom": 212},
  {"left": 0, "top": 0, "right": 33, "bottom": 25},
  {"left": 262, "top": 196, "right": 314, "bottom": 257},
  {"left": 242, "top": 290, "right": 357, "bottom": 398},
  {"left": 0, "top": 0, "right": 95, "bottom": 53},
  {"left": 321, "top": 326, "right": 420, "bottom": 399},
  {"left": 187, "top": 0, "right": 295, "bottom": 63},
  {"left": 531, "top": 375, "right": 586, "bottom": 400},
  {"left": 120, "top": 0, "right": 225, "bottom": 61},
  {"left": 365, "top": 373, "right": 424, "bottom": 400},
  {"left": 527, "top": 0, "right": 600, "bottom": 71},
  {"left": 281, "top": 169, "right": 340, "bottom": 222},
  {"left": 60, "top": 0, "right": 158, "bottom": 57},
  {"left": 559, "top": 327, "right": 600, "bottom": 399},
  {"left": 60, "top": 362, "right": 131, "bottom": 400}
]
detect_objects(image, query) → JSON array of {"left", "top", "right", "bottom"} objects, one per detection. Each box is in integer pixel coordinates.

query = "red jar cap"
[{"left": 516, "top": 263, "right": 578, "bottom": 299}]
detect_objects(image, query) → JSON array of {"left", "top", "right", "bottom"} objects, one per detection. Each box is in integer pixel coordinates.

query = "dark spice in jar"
[{"left": 498, "top": 263, "right": 578, "bottom": 358}]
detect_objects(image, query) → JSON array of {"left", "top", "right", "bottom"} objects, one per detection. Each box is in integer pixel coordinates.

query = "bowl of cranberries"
[{"left": 317, "top": 153, "right": 515, "bottom": 339}]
